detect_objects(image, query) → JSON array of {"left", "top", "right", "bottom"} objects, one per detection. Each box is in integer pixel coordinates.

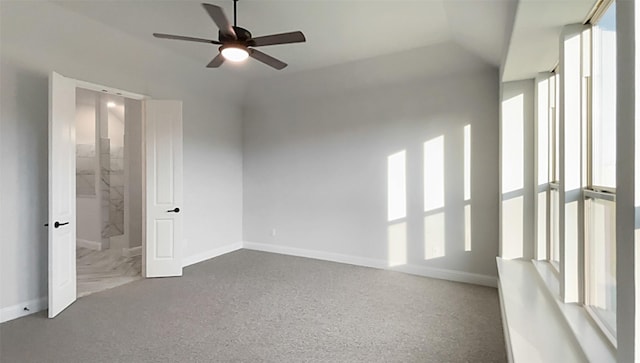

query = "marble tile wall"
[
  {"left": 109, "top": 145, "right": 125, "bottom": 236},
  {"left": 76, "top": 144, "right": 96, "bottom": 196},
  {"left": 100, "top": 138, "right": 113, "bottom": 240},
  {"left": 77, "top": 138, "right": 125, "bottom": 241}
]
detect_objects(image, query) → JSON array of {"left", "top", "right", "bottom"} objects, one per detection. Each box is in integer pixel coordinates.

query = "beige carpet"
[{"left": 0, "top": 250, "right": 506, "bottom": 362}]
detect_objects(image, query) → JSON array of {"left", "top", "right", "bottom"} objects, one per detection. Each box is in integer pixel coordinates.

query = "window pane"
[
  {"left": 551, "top": 75, "right": 560, "bottom": 183},
  {"left": 586, "top": 198, "right": 616, "bottom": 337},
  {"left": 537, "top": 77, "right": 549, "bottom": 185},
  {"left": 592, "top": 2, "right": 616, "bottom": 189},
  {"left": 550, "top": 189, "right": 560, "bottom": 265}
]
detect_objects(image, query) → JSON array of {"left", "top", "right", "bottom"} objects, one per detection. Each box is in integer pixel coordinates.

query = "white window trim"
[
  {"left": 583, "top": 0, "right": 618, "bottom": 342},
  {"left": 532, "top": 260, "right": 616, "bottom": 358},
  {"left": 497, "top": 258, "right": 616, "bottom": 362}
]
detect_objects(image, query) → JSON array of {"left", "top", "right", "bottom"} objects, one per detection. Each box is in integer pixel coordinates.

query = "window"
[
  {"left": 548, "top": 74, "right": 560, "bottom": 268},
  {"left": 585, "top": 196, "right": 616, "bottom": 337},
  {"left": 585, "top": 0, "right": 617, "bottom": 341},
  {"left": 550, "top": 188, "right": 560, "bottom": 266},
  {"left": 529, "top": 0, "right": 619, "bottom": 351},
  {"left": 590, "top": 1, "right": 617, "bottom": 191}
]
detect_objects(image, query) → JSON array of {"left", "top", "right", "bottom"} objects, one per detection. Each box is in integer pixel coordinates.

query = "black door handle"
[
  {"left": 54, "top": 221, "right": 69, "bottom": 228},
  {"left": 166, "top": 207, "right": 180, "bottom": 213}
]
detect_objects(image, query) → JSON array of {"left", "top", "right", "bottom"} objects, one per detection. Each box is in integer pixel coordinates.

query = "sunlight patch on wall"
[
  {"left": 501, "top": 196, "right": 524, "bottom": 259},
  {"left": 637, "top": 64, "right": 640, "bottom": 209},
  {"left": 464, "top": 124, "right": 471, "bottom": 251},
  {"left": 464, "top": 205, "right": 471, "bottom": 252},
  {"left": 387, "top": 150, "right": 406, "bottom": 222},
  {"left": 464, "top": 125, "right": 471, "bottom": 201},
  {"left": 501, "top": 94, "right": 524, "bottom": 194},
  {"left": 424, "top": 212, "right": 445, "bottom": 259},
  {"left": 424, "top": 136, "right": 445, "bottom": 212},
  {"left": 388, "top": 222, "right": 407, "bottom": 267}
]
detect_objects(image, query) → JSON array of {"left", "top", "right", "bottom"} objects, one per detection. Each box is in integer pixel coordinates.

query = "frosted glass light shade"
[{"left": 221, "top": 46, "right": 249, "bottom": 62}]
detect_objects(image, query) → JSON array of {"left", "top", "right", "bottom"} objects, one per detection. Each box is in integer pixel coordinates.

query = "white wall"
[
  {"left": 125, "top": 99, "right": 143, "bottom": 249},
  {"left": 76, "top": 89, "right": 96, "bottom": 145},
  {"left": 76, "top": 198, "right": 102, "bottom": 245},
  {"left": 499, "top": 80, "right": 535, "bottom": 260},
  {"left": 108, "top": 104, "right": 125, "bottom": 148},
  {"left": 243, "top": 44, "right": 500, "bottom": 280},
  {"left": 0, "top": 1, "right": 244, "bottom": 312}
]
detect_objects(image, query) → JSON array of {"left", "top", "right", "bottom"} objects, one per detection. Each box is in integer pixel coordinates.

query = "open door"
[
  {"left": 144, "top": 100, "right": 184, "bottom": 277},
  {"left": 48, "top": 72, "right": 77, "bottom": 318},
  {"left": 48, "top": 73, "right": 181, "bottom": 316}
]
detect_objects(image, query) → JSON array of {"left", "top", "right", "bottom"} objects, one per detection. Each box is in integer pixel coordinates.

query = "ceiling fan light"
[{"left": 221, "top": 45, "right": 249, "bottom": 62}]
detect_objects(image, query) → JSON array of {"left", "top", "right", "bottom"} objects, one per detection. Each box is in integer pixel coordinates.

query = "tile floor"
[{"left": 76, "top": 246, "right": 142, "bottom": 297}]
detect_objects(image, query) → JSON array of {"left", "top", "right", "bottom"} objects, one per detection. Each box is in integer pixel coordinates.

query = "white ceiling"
[
  {"left": 502, "top": 0, "right": 596, "bottom": 82},
  {"left": 55, "top": 0, "right": 514, "bottom": 80}
]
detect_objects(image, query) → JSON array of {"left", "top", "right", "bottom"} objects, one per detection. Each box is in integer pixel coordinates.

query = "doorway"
[
  {"left": 74, "top": 88, "right": 143, "bottom": 297},
  {"left": 49, "top": 71, "right": 185, "bottom": 318}
]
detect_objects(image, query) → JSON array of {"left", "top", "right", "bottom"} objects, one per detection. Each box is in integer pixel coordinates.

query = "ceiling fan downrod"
[{"left": 233, "top": 0, "right": 238, "bottom": 27}]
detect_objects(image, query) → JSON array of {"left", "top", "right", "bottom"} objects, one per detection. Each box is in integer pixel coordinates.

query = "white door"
[
  {"left": 144, "top": 100, "right": 184, "bottom": 277},
  {"left": 48, "top": 72, "right": 77, "bottom": 318}
]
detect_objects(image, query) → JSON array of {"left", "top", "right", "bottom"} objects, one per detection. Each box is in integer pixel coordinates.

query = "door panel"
[
  {"left": 155, "top": 220, "right": 175, "bottom": 258},
  {"left": 48, "top": 72, "right": 77, "bottom": 318},
  {"left": 144, "top": 100, "right": 183, "bottom": 277}
]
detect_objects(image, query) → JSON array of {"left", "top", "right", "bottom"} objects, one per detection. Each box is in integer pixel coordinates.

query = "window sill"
[
  {"left": 497, "top": 258, "right": 615, "bottom": 363},
  {"left": 531, "top": 260, "right": 616, "bottom": 359}
]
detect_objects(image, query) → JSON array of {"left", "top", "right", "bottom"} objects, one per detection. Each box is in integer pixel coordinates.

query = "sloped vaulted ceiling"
[
  {"left": 502, "top": 0, "right": 596, "bottom": 82},
  {"left": 54, "top": 0, "right": 515, "bottom": 80}
]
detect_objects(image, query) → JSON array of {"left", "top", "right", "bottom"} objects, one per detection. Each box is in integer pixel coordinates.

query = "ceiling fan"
[{"left": 153, "top": 1, "right": 306, "bottom": 70}]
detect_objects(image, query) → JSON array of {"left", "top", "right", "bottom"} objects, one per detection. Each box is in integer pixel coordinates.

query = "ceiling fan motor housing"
[{"left": 220, "top": 26, "right": 252, "bottom": 43}]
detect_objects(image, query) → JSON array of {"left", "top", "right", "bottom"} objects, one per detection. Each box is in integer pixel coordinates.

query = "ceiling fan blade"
[
  {"left": 249, "top": 49, "right": 287, "bottom": 70},
  {"left": 206, "top": 54, "right": 225, "bottom": 68},
  {"left": 251, "top": 31, "right": 306, "bottom": 47},
  {"left": 202, "top": 3, "right": 236, "bottom": 40},
  {"left": 153, "top": 33, "right": 221, "bottom": 45}
]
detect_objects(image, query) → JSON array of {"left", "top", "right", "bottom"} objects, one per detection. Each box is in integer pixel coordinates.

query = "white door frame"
[
  {"left": 72, "top": 78, "right": 185, "bottom": 279},
  {"left": 75, "top": 79, "right": 148, "bottom": 102},
  {"left": 49, "top": 73, "right": 176, "bottom": 317}
]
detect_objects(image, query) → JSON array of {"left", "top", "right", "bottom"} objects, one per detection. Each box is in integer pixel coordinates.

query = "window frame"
[
  {"left": 582, "top": 0, "right": 617, "bottom": 345},
  {"left": 548, "top": 73, "right": 561, "bottom": 271}
]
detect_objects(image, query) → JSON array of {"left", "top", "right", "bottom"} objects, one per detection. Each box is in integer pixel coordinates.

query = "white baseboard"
[
  {"left": 122, "top": 246, "right": 142, "bottom": 258},
  {"left": 242, "top": 241, "right": 497, "bottom": 288},
  {"left": 77, "top": 238, "right": 102, "bottom": 251},
  {"left": 0, "top": 296, "right": 47, "bottom": 323},
  {"left": 182, "top": 241, "right": 243, "bottom": 268},
  {"left": 0, "top": 242, "right": 493, "bottom": 324}
]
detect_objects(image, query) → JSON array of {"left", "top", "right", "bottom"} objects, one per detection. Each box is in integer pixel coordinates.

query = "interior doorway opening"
[
  {"left": 49, "top": 71, "right": 183, "bottom": 317},
  {"left": 75, "top": 87, "right": 143, "bottom": 297}
]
